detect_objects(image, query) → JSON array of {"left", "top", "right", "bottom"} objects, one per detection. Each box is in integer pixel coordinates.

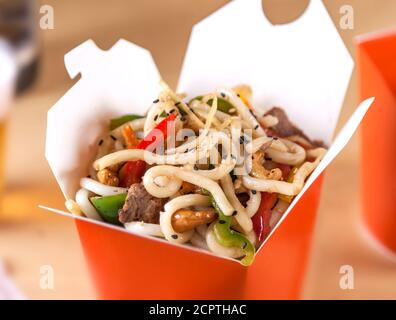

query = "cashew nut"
[
  {"left": 251, "top": 150, "right": 282, "bottom": 180},
  {"left": 171, "top": 208, "right": 217, "bottom": 233},
  {"left": 97, "top": 168, "right": 119, "bottom": 187}
]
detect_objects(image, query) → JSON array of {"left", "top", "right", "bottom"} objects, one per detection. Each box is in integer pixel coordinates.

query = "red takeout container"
[
  {"left": 43, "top": 0, "right": 374, "bottom": 299},
  {"left": 357, "top": 30, "right": 396, "bottom": 254}
]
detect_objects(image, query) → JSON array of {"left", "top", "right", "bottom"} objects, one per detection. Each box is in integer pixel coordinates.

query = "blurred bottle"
[
  {"left": 0, "top": 0, "right": 39, "bottom": 94},
  {"left": 0, "top": 40, "right": 16, "bottom": 200}
]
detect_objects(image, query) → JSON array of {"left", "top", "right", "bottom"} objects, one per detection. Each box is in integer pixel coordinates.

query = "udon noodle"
[{"left": 66, "top": 83, "right": 326, "bottom": 266}]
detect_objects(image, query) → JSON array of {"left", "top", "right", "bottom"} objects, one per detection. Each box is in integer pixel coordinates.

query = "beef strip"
[
  {"left": 264, "top": 107, "right": 324, "bottom": 148},
  {"left": 118, "top": 183, "right": 166, "bottom": 224}
]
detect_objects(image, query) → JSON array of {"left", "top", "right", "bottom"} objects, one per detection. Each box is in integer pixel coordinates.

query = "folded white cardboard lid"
[{"left": 44, "top": 0, "right": 374, "bottom": 260}]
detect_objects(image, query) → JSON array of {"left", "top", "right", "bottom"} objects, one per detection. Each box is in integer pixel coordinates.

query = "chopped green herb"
[{"left": 110, "top": 114, "right": 143, "bottom": 130}]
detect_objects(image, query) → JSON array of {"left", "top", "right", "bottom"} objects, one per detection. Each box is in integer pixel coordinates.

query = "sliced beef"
[
  {"left": 118, "top": 183, "right": 166, "bottom": 224},
  {"left": 237, "top": 192, "right": 250, "bottom": 207},
  {"left": 264, "top": 107, "right": 325, "bottom": 148},
  {"left": 265, "top": 107, "right": 307, "bottom": 138}
]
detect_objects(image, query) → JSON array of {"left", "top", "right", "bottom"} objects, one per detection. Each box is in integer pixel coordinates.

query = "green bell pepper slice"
[
  {"left": 189, "top": 96, "right": 236, "bottom": 114},
  {"left": 90, "top": 193, "right": 127, "bottom": 225},
  {"left": 203, "top": 190, "right": 255, "bottom": 266},
  {"left": 110, "top": 114, "right": 143, "bottom": 130}
]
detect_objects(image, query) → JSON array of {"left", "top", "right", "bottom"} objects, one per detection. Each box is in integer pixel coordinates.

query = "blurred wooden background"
[{"left": 1, "top": 0, "right": 396, "bottom": 299}]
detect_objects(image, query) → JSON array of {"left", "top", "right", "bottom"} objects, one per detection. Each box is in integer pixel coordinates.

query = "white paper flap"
[
  {"left": 46, "top": 39, "right": 161, "bottom": 199},
  {"left": 178, "top": 0, "right": 353, "bottom": 146}
]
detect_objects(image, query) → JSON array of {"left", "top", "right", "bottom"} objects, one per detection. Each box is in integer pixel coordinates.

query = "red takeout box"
[
  {"left": 357, "top": 30, "right": 396, "bottom": 254},
  {"left": 42, "top": 0, "right": 374, "bottom": 299}
]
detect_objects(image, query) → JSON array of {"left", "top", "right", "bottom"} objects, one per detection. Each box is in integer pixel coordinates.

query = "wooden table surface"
[{"left": 1, "top": 0, "right": 396, "bottom": 299}]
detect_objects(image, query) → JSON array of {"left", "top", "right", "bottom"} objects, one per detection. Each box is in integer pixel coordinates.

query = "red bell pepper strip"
[
  {"left": 252, "top": 192, "right": 278, "bottom": 244},
  {"left": 136, "top": 113, "right": 176, "bottom": 151},
  {"left": 119, "top": 113, "right": 176, "bottom": 187}
]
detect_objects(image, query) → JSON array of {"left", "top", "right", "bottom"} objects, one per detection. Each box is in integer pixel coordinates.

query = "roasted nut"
[
  {"left": 179, "top": 181, "right": 200, "bottom": 195},
  {"left": 171, "top": 208, "right": 217, "bottom": 233},
  {"left": 97, "top": 168, "right": 119, "bottom": 186},
  {"left": 252, "top": 150, "right": 282, "bottom": 180},
  {"left": 107, "top": 163, "right": 122, "bottom": 173}
]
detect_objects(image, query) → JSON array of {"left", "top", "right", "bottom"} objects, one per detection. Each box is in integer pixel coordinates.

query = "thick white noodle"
[
  {"left": 143, "top": 165, "right": 235, "bottom": 216},
  {"left": 143, "top": 96, "right": 175, "bottom": 135},
  {"left": 269, "top": 199, "right": 289, "bottom": 229},
  {"left": 206, "top": 223, "right": 243, "bottom": 258},
  {"left": 143, "top": 102, "right": 159, "bottom": 135},
  {"left": 246, "top": 190, "right": 261, "bottom": 218},
  {"left": 166, "top": 128, "right": 209, "bottom": 155},
  {"left": 205, "top": 222, "right": 257, "bottom": 258},
  {"left": 160, "top": 194, "right": 211, "bottom": 244},
  {"left": 193, "top": 109, "right": 222, "bottom": 129},
  {"left": 190, "top": 232, "right": 209, "bottom": 250},
  {"left": 75, "top": 188, "right": 103, "bottom": 221},
  {"left": 246, "top": 136, "right": 288, "bottom": 154},
  {"left": 242, "top": 148, "right": 326, "bottom": 196},
  {"left": 182, "top": 131, "right": 237, "bottom": 180},
  {"left": 183, "top": 161, "right": 235, "bottom": 180},
  {"left": 124, "top": 221, "right": 164, "bottom": 238},
  {"left": 93, "top": 137, "right": 214, "bottom": 170},
  {"left": 266, "top": 139, "right": 306, "bottom": 166},
  {"left": 196, "top": 224, "right": 208, "bottom": 239},
  {"left": 80, "top": 178, "right": 127, "bottom": 196},
  {"left": 220, "top": 174, "right": 252, "bottom": 233}
]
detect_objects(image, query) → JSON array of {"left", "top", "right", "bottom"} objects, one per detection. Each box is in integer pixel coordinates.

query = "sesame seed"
[
  {"left": 251, "top": 190, "right": 257, "bottom": 195},
  {"left": 153, "top": 99, "right": 159, "bottom": 103},
  {"left": 154, "top": 115, "right": 158, "bottom": 121},
  {"left": 98, "top": 139, "right": 104, "bottom": 146},
  {"left": 169, "top": 109, "right": 175, "bottom": 114},
  {"left": 175, "top": 102, "right": 181, "bottom": 106},
  {"left": 232, "top": 210, "right": 237, "bottom": 216},
  {"left": 254, "top": 125, "right": 259, "bottom": 130},
  {"left": 87, "top": 175, "right": 91, "bottom": 178},
  {"left": 171, "top": 234, "right": 178, "bottom": 240},
  {"left": 220, "top": 92, "right": 226, "bottom": 98},
  {"left": 237, "top": 93, "right": 241, "bottom": 97},
  {"left": 219, "top": 220, "right": 226, "bottom": 224},
  {"left": 242, "top": 242, "right": 247, "bottom": 249},
  {"left": 239, "top": 136, "right": 245, "bottom": 144},
  {"left": 110, "top": 135, "right": 117, "bottom": 141},
  {"left": 273, "top": 137, "right": 279, "bottom": 140},
  {"left": 184, "top": 149, "right": 189, "bottom": 153},
  {"left": 194, "top": 165, "right": 199, "bottom": 170}
]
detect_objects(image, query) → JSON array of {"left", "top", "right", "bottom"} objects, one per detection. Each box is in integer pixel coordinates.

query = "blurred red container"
[{"left": 357, "top": 30, "right": 396, "bottom": 253}]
